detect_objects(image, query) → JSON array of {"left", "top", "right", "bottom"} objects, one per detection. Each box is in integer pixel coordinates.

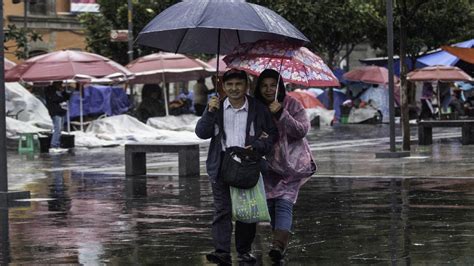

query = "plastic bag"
[{"left": 230, "top": 176, "right": 270, "bottom": 223}]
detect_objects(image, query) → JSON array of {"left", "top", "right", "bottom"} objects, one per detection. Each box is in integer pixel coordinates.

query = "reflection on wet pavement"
[
  {"left": 3, "top": 175, "right": 474, "bottom": 264},
  {"left": 2, "top": 124, "right": 474, "bottom": 264}
]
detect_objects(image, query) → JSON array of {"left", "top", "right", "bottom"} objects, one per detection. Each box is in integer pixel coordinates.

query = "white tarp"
[
  {"left": 5, "top": 82, "right": 52, "bottom": 129},
  {"left": 147, "top": 114, "right": 199, "bottom": 132},
  {"left": 306, "top": 107, "right": 335, "bottom": 126},
  {"left": 6, "top": 117, "right": 49, "bottom": 138},
  {"left": 82, "top": 114, "right": 205, "bottom": 146}
]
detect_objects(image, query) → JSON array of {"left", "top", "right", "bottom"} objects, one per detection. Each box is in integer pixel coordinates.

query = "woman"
[{"left": 254, "top": 69, "right": 316, "bottom": 262}]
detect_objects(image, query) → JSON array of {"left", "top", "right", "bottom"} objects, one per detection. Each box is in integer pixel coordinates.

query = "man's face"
[{"left": 223, "top": 78, "right": 247, "bottom": 101}]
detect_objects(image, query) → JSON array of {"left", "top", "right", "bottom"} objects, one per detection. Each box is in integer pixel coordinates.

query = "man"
[
  {"left": 45, "top": 81, "right": 71, "bottom": 152},
  {"left": 195, "top": 69, "right": 277, "bottom": 265}
]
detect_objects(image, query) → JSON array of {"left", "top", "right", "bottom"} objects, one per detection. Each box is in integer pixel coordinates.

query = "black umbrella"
[{"left": 136, "top": 0, "right": 309, "bottom": 77}]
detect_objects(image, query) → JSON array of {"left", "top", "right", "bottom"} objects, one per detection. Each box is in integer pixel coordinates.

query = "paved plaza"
[{"left": 2, "top": 124, "right": 474, "bottom": 264}]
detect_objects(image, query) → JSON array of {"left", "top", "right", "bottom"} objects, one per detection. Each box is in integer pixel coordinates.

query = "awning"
[{"left": 442, "top": 46, "right": 474, "bottom": 64}]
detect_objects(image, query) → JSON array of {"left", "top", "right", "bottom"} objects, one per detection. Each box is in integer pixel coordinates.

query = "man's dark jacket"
[
  {"left": 45, "top": 86, "right": 71, "bottom": 117},
  {"left": 195, "top": 95, "right": 277, "bottom": 182}
]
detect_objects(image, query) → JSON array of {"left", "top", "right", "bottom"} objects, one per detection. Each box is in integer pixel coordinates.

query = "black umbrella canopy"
[{"left": 136, "top": 0, "right": 309, "bottom": 54}]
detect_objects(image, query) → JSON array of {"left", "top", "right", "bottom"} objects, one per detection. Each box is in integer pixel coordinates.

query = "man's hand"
[
  {"left": 269, "top": 101, "right": 282, "bottom": 114},
  {"left": 259, "top": 131, "right": 269, "bottom": 139},
  {"left": 208, "top": 96, "right": 220, "bottom": 112}
]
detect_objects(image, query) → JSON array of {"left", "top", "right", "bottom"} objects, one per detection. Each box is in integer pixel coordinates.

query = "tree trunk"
[
  {"left": 327, "top": 51, "right": 335, "bottom": 110},
  {"left": 399, "top": 14, "right": 410, "bottom": 151}
]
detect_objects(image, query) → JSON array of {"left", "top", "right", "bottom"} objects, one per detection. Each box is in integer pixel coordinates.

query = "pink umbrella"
[
  {"left": 4, "top": 58, "right": 16, "bottom": 71},
  {"left": 5, "top": 50, "right": 133, "bottom": 132},
  {"left": 5, "top": 50, "right": 132, "bottom": 82},
  {"left": 207, "top": 55, "right": 229, "bottom": 74},
  {"left": 407, "top": 65, "right": 472, "bottom": 82},
  {"left": 223, "top": 40, "right": 339, "bottom": 88},
  {"left": 343, "top": 65, "right": 399, "bottom": 85},
  {"left": 407, "top": 65, "right": 472, "bottom": 120},
  {"left": 126, "top": 52, "right": 215, "bottom": 84}
]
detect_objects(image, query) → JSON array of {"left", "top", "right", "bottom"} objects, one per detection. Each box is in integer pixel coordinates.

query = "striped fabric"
[{"left": 223, "top": 97, "right": 248, "bottom": 149}]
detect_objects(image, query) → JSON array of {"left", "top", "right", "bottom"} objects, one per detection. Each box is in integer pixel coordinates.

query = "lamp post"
[
  {"left": 0, "top": 1, "right": 31, "bottom": 206},
  {"left": 376, "top": 0, "right": 410, "bottom": 158}
]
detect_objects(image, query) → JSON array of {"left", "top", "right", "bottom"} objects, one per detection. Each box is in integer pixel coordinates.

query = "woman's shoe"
[{"left": 269, "top": 229, "right": 290, "bottom": 262}]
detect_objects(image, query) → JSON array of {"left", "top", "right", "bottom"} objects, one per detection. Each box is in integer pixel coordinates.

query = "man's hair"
[{"left": 222, "top": 68, "right": 248, "bottom": 83}]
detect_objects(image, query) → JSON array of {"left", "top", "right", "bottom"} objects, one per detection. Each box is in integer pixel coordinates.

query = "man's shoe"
[
  {"left": 206, "top": 251, "right": 231, "bottom": 265},
  {"left": 237, "top": 252, "right": 256, "bottom": 263}
]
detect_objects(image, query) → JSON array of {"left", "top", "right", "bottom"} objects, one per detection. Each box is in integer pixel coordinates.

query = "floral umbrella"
[{"left": 223, "top": 40, "right": 339, "bottom": 88}]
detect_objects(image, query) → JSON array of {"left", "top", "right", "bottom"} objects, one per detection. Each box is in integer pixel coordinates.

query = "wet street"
[{"left": 2, "top": 124, "right": 474, "bottom": 264}]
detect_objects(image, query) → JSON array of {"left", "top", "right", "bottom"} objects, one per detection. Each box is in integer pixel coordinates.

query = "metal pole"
[
  {"left": 127, "top": 0, "right": 133, "bottom": 63},
  {"left": 0, "top": 1, "right": 8, "bottom": 192},
  {"left": 127, "top": 0, "right": 135, "bottom": 108},
  {"left": 386, "top": 0, "right": 396, "bottom": 152},
  {"left": 79, "top": 84, "right": 84, "bottom": 132},
  {"left": 23, "top": 0, "right": 29, "bottom": 58},
  {"left": 160, "top": 55, "right": 170, "bottom": 116}
]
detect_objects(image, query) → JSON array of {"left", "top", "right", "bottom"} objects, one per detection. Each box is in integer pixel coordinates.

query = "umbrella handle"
[
  {"left": 274, "top": 57, "right": 284, "bottom": 102},
  {"left": 215, "top": 29, "right": 221, "bottom": 98}
]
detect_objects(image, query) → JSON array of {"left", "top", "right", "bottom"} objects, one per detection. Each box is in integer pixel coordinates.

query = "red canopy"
[
  {"left": 343, "top": 65, "right": 399, "bottom": 85},
  {"left": 126, "top": 52, "right": 215, "bottom": 84},
  {"left": 5, "top": 50, "right": 132, "bottom": 82},
  {"left": 407, "top": 65, "right": 472, "bottom": 82}
]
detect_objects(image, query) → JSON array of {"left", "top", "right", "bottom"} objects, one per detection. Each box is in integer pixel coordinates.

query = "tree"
[
  {"left": 250, "top": 0, "right": 380, "bottom": 69},
  {"left": 79, "top": 0, "right": 179, "bottom": 65},
  {"left": 4, "top": 24, "right": 42, "bottom": 60}
]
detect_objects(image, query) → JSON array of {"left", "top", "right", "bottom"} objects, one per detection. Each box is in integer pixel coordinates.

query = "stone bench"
[
  {"left": 418, "top": 120, "right": 474, "bottom": 145},
  {"left": 125, "top": 143, "right": 200, "bottom": 176}
]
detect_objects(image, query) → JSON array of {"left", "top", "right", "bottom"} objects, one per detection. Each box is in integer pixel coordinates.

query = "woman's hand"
[{"left": 269, "top": 101, "right": 282, "bottom": 114}]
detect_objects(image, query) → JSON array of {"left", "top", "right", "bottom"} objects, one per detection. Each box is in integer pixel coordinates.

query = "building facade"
[{"left": 3, "top": 0, "right": 89, "bottom": 63}]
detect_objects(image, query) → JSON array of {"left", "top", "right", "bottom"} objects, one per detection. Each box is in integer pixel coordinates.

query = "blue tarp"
[
  {"left": 417, "top": 39, "right": 474, "bottom": 67},
  {"left": 69, "top": 85, "right": 130, "bottom": 118},
  {"left": 317, "top": 89, "right": 348, "bottom": 120}
]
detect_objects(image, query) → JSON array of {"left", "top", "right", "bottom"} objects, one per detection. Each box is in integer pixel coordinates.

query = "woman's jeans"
[
  {"left": 51, "top": 115, "right": 64, "bottom": 148},
  {"left": 267, "top": 198, "right": 294, "bottom": 231}
]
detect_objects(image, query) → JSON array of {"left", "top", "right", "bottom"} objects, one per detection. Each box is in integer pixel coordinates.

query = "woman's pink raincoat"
[{"left": 263, "top": 95, "right": 316, "bottom": 203}]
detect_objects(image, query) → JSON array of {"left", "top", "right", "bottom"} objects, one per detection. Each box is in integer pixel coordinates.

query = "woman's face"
[{"left": 260, "top": 77, "right": 278, "bottom": 103}]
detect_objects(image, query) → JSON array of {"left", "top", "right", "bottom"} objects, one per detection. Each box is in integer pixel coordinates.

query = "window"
[{"left": 29, "top": 0, "right": 52, "bottom": 16}]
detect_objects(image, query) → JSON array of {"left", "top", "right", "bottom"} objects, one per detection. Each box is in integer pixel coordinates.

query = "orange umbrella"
[
  {"left": 407, "top": 65, "right": 472, "bottom": 82},
  {"left": 441, "top": 46, "right": 474, "bottom": 64},
  {"left": 287, "top": 91, "right": 325, "bottom": 109}
]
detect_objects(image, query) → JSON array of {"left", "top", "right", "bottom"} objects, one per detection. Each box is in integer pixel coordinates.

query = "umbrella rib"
[
  {"left": 175, "top": 29, "right": 189, "bottom": 54},
  {"left": 236, "top": 30, "right": 241, "bottom": 45}
]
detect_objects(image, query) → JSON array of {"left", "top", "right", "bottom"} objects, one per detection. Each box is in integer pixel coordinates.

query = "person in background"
[
  {"left": 254, "top": 69, "right": 316, "bottom": 263},
  {"left": 193, "top": 77, "right": 210, "bottom": 116},
  {"left": 136, "top": 84, "right": 166, "bottom": 122},
  {"left": 44, "top": 81, "right": 71, "bottom": 152},
  {"left": 420, "top": 82, "right": 435, "bottom": 120},
  {"left": 195, "top": 69, "right": 277, "bottom": 265}
]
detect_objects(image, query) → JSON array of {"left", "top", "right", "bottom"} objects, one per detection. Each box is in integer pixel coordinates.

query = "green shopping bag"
[{"left": 230, "top": 176, "right": 271, "bottom": 223}]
